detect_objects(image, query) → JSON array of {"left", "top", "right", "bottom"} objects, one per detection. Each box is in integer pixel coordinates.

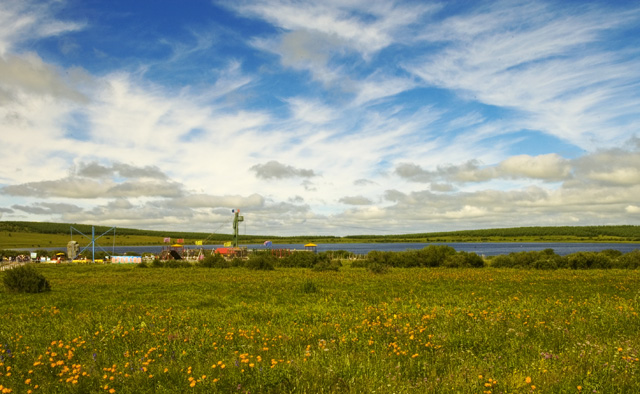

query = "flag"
[
  {"left": 224, "top": 241, "right": 232, "bottom": 247},
  {"left": 195, "top": 240, "right": 203, "bottom": 245},
  {"left": 163, "top": 237, "right": 170, "bottom": 243},
  {"left": 176, "top": 238, "right": 184, "bottom": 244}
]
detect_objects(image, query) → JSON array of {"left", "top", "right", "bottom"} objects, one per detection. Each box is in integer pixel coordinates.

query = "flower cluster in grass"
[{"left": 1, "top": 265, "right": 639, "bottom": 393}]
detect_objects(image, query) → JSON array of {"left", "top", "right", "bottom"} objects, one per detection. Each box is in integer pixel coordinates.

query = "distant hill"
[
  {"left": 344, "top": 225, "right": 640, "bottom": 242},
  {"left": 1, "top": 221, "right": 639, "bottom": 247}
]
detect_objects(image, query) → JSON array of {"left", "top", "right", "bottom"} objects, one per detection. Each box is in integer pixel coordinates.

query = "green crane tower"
[{"left": 232, "top": 209, "right": 244, "bottom": 247}]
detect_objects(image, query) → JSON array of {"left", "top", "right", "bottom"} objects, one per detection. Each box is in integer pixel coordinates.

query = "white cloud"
[
  {"left": 405, "top": 1, "right": 640, "bottom": 149},
  {"left": 338, "top": 195, "right": 373, "bottom": 206},
  {"left": 230, "top": 0, "right": 438, "bottom": 57},
  {"left": 0, "top": 1, "right": 639, "bottom": 236},
  {"left": 498, "top": 154, "right": 571, "bottom": 180},
  {"left": 0, "top": 0, "right": 85, "bottom": 55}
]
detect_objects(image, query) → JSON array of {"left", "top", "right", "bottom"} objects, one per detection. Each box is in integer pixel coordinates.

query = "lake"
[{"left": 46, "top": 242, "right": 640, "bottom": 257}]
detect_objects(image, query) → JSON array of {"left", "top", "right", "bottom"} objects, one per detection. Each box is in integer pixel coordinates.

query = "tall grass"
[{"left": 1, "top": 265, "right": 639, "bottom": 393}]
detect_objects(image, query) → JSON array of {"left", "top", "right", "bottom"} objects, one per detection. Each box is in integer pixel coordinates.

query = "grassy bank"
[
  {"left": 1, "top": 222, "right": 640, "bottom": 249},
  {"left": 1, "top": 265, "right": 639, "bottom": 393}
]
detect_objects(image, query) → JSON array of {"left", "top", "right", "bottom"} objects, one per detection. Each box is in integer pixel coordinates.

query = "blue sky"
[{"left": 1, "top": 0, "right": 639, "bottom": 237}]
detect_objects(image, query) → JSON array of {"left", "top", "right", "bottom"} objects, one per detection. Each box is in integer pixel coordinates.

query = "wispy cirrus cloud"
[
  {"left": 0, "top": 0, "right": 85, "bottom": 55},
  {"left": 405, "top": 1, "right": 640, "bottom": 149}
]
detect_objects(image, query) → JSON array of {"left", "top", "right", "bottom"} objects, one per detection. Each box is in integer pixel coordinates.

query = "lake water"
[{"left": 36, "top": 242, "right": 640, "bottom": 257}]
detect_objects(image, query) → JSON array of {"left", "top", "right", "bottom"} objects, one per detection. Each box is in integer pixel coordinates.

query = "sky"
[{"left": 1, "top": 0, "right": 639, "bottom": 237}]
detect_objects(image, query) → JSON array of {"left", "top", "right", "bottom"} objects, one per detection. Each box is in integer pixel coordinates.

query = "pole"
[
  {"left": 233, "top": 210, "right": 239, "bottom": 247},
  {"left": 92, "top": 226, "right": 95, "bottom": 263},
  {"left": 232, "top": 209, "right": 244, "bottom": 247}
]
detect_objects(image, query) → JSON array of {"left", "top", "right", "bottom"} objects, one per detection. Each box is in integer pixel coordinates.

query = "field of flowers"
[{"left": 1, "top": 264, "right": 639, "bottom": 393}]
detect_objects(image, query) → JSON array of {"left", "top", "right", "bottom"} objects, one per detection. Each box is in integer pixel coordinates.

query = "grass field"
[
  {"left": 2, "top": 222, "right": 640, "bottom": 249},
  {"left": 1, "top": 265, "right": 639, "bottom": 393}
]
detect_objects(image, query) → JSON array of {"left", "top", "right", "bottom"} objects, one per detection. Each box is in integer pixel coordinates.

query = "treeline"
[
  {"left": 2, "top": 221, "right": 640, "bottom": 243},
  {"left": 0, "top": 221, "right": 334, "bottom": 244},
  {"left": 0, "top": 221, "right": 226, "bottom": 240},
  {"left": 346, "top": 225, "right": 640, "bottom": 242}
]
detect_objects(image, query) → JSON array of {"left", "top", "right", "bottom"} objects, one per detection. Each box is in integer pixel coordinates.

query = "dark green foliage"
[
  {"left": 366, "top": 251, "right": 399, "bottom": 267},
  {"left": 367, "top": 263, "right": 390, "bottom": 274},
  {"left": 301, "top": 279, "right": 318, "bottom": 293},
  {"left": 3, "top": 264, "right": 51, "bottom": 293},
  {"left": 490, "top": 255, "right": 513, "bottom": 268},
  {"left": 532, "top": 258, "right": 559, "bottom": 270},
  {"left": 615, "top": 250, "right": 640, "bottom": 268},
  {"left": 229, "top": 257, "right": 245, "bottom": 268},
  {"left": 246, "top": 253, "right": 276, "bottom": 270},
  {"left": 312, "top": 260, "right": 341, "bottom": 271},
  {"left": 279, "top": 251, "right": 319, "bottom": 268},
  {"left": 350, "top": 259, "right": 367, "bottom": 268},
  {"left": 148, "top": 259, "right": 191, "bottom": 268},
  {"left": 415, "top": 245, "right": 458, "bottom": 267},
  {"left": 137, "top": 261, "right": 149, "bottom": 268},
  {"left": 344, "top": 225, "right": 640, "bottom": 242},
  {"left": 484, "top": 249, "right": 640, "bottom": 270},
  {"left": 151, "top": 259, "right": 164, "bottom": 268},
  {"left": 34, "top": 249, "right": 52, "bottom": 258},
  {"left": 199, "top": 253, "right": 231, "bottom": 268},
  {"left": 165, "top": 260, "right": 193, "bottom": 268},
  {"left": 566, "top": 252, "right": 612, "bottom": 269},
  {"left": 488, "top": 249, "right": 560, "bottom": 269},
  {"left": 365, "top": 245, "right": 462, "bottom": 268},
  {"left": 4, "top": 221, "right": 639, "bottom": 244},
  {"left": 443, "top": 251, "right": 484, "bottom": 268},
  {"left": 599, "top": 249, "right": 623, "bottom": 258},
  {"left": 0, "top": 249, "right": 34, "bottom": 259}
]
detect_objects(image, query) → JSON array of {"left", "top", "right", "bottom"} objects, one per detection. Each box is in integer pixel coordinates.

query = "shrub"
[
  {"left": 532, "top": 258, "right": 559, "bottom": 270},
  {"left": 489, "top": 254, "right": 513, "bottom": 268},
  {"left": 312, "top": 260, "right": 341, "bottom": 272},
  {"left": 366, "top": 251, "right": 400, "bottom": 267},
  {"left": 444, "top": 252, "right": 485, "bottom": 268},
  {"left": 280, "top": 251, "right": 318, "bottom": 268},
  {"left": 616, "top": 250, "right": 640, "bottom": 269},
  {"left": 566, "top": 252, "right": 612, "bottom": 269},
  {"left": 151, "top": 259, "right": 164, "bottom": 268},
  {"left": 246, "top": 254, "right": 276, "bottom": 270},
  {"left": 200, "top": 254, "right": 230, "bottom": 268},
  {"left": 490, "top": 250, "right": 562, "bottom": 269},
  {"left": 350, "top": 259, "right": 367, "bottom": 268},
  {"left": 599, "top": 249, "right": 623, "bottom": 258},
  {"left": 367, "top": 263, "right": 390, "bottom": 274},
  {"left": 165, "top": 260, "right": 192, "bottom": 268},
  {"left": 414, "top": 245, "right": 458, "bottom": 267},
  {"left": 137, "top": 261, "right": 149, "bottom": 268},
  {"left": 229, "top": 257, "right": 245, "bottom": 268},
  {"left": 3, "top": 264, "right": 51, "bottom": 293},
  {"left": 301, "top": 279, "right": 318, "bottom": 293}
]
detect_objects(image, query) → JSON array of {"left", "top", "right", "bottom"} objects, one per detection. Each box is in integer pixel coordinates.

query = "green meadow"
[
  {"left": 2, "top": 264, "right": 640, "bottom": 393},
  {"left": 1, "top": 222, "right": 639, "bottom": 249}
]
